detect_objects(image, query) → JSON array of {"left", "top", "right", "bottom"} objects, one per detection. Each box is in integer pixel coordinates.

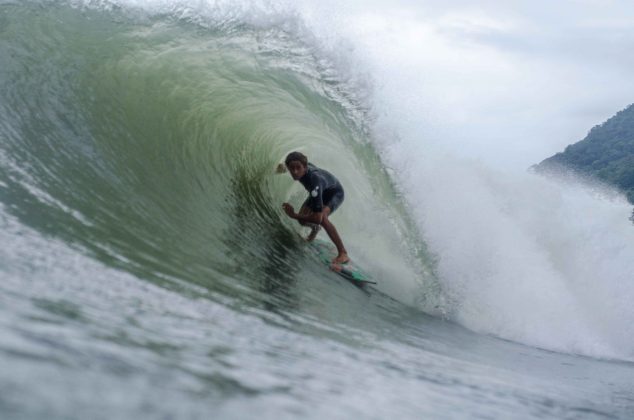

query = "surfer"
[{"left": 279, "top": 151, "right": 349, "bottom": 264}]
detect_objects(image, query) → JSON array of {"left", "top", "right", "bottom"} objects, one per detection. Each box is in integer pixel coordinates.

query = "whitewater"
[{"left": 1, "top": 1, "right": 633, "bottom": 418}]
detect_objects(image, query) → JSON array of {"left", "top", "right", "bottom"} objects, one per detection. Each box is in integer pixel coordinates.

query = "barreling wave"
[
  {"left": 5, "top": 0, "right": 634, "bottom": 365},
  {"left": 0, "top": 1, "right": 438, "bottom": 310},
  {"left": 4, "top": 4, "right": 634, "bottom": 420}
]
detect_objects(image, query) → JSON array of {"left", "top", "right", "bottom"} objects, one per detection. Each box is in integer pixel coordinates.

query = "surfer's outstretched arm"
[
  {"left": 282, "top": 203, "right": 322, "bottom": 224},
  {"left": 282, "top": 203, "right": 321, "bottom": 242}
]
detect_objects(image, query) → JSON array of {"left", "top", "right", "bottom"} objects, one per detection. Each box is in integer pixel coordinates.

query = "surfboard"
[{"left": 310, "top": 239, "right": 376, "bottom": 285}]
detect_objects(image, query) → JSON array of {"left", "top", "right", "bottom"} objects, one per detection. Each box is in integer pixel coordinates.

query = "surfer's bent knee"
[{"left": 320, "top": 207, "right": 332, "bottom": 226}]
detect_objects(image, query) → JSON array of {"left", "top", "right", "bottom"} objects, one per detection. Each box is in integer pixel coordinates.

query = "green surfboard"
[{"left": 310, "top": 239, "right": 376, "bottom": 285}]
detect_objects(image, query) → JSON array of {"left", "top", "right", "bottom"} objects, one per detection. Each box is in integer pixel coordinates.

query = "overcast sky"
[{"left": 299, "top": 0, "right": 634, "bottom": 169}]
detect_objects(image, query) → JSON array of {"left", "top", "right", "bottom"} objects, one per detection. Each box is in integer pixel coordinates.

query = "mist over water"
[
  {"left": 405, "top": 157, "right": 634, "bottom": 359},
  {"left": 1, "top": 1, "right": 634, "bottom": 418}
]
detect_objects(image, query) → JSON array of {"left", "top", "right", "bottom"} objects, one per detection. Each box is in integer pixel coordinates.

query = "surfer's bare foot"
[
  {"left": 332, "top": 253, "right": 349, "bottom": 264},
  {"left": 306, "top": 226, "right": 320, "bottom": 242}
]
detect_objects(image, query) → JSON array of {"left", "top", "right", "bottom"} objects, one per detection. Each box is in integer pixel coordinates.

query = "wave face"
[{"left": 1, "top": 2, "right": 634, "bottom": 419}]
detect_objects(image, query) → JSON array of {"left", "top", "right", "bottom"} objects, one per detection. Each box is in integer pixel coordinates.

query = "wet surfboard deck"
[{"left": 310, "top": 239, "right": 376, "bottom": 285}]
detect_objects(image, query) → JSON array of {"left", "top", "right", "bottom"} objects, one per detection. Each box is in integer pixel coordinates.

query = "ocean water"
[{"left": 1, "top": 1, "right": 633, "bottom": 419}]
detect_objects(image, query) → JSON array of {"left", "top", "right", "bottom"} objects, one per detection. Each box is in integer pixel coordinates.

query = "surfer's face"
[{"left": 286, "top": 160, "right": 307, "bottom": 180}]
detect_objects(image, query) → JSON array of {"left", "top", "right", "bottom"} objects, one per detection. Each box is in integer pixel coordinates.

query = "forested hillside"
[{"left": 536, "top": 104, "right": 634, "bottom": 203}]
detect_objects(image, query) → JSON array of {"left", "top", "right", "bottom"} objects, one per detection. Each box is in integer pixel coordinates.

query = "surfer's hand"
[
  {"left": 282, "top": 203, "right": 296, "bottom": 218},
  {"left": 275, "top": 163, "right": 287, "bottom": 174}
]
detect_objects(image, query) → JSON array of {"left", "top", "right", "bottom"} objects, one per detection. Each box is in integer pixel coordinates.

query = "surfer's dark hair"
[{"left": 285, "top": 151, "right": 308, "bottom": 167}]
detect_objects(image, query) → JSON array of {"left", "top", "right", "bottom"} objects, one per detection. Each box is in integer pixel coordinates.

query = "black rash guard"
[{"left": 298, "top": 163, "right": 345, "bottom": 214}]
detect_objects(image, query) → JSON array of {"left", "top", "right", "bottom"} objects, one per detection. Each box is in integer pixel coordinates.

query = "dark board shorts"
[{"left": 302, "top": 186, "right": 345, "bottom": 215}]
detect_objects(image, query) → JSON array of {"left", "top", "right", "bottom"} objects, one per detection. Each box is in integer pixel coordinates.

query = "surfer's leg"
[
  {"left": 298, "top": 204, "right": 320, "bottom": 241},
  {"left": 306, "top": 226, "right": 320, "bottom": 242},
  {"left": 320, "top": 207, "right": 349, "bottom": 264}
]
